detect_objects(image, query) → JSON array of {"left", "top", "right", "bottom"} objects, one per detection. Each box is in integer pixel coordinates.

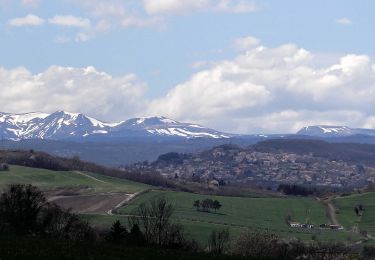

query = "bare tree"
[
  {"left": 207, "top": 228, "right": 230, "bottom": 254},
  {"left": 129, "top": 197, "right": 175, "bottom": 246}
]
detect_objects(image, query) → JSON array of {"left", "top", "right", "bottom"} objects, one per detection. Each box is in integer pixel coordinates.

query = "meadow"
[
  {"left": 0, "top": 165, "right": 149, "bottom": 194},
  {"left": 114, "top": 190, "right": 354, "bottom": 244},
  {"left": 334, "top": 192, "right": 375, "bottom": 238},
  {"left": 0, "top": 165, "right": 363, "bottom": 245}
]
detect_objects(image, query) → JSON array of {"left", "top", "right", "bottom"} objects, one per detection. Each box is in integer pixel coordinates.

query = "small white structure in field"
[{"left": 288, "top": 221, "right": 302, "bottom": 228}]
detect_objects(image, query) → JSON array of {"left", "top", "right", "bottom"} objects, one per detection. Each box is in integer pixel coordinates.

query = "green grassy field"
[
  {"left": 110, "top": 190, "right": 353, "bottom": 244},
  {"left": 0, "top": 165, "right": 362, "bottom": 245},
  {"left": 334, "top": 192, "right": 375, "bottom": 237},
  {"left": 0, "top": 165, "right": 149, "bottom": 194}
]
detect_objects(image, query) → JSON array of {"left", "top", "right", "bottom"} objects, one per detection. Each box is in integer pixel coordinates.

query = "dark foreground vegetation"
[{"left": 0, "top": 184, "right": 373, "bottom": 259}]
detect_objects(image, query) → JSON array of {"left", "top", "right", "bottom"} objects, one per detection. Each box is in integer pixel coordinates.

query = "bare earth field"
[{"left": 49, "top": 193, "right": 130, "bottom": 214}]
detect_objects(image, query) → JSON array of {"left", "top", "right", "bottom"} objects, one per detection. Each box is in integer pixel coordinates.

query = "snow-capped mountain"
[
  {"left": 0, "top": 111, "right": 231, "bottom": 140},
  {"left": 112, "top": 116, "right": 230, "bottom": 139},
  {"left": 297, "top": 125, "right": 375, "bottom": 137}
]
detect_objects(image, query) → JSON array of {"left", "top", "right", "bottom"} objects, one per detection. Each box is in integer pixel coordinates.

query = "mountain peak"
[
  {"left": 0, "top": 111, "right": 230, "bottom": 140},
  {"left": 297, "top": 125, "right": 375, "bottom": 137}
]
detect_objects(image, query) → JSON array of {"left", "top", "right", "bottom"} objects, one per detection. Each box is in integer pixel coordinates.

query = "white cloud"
[
  {"left": 148, "top": 69, "right": 271, "bottom": 119},
  {"left": 2, "top": 34, "right": 374, "bottom": 134},
  {"left": 147, "top": 37, "right": 375, "bottom": 133},
  {"left": 0, "top": 66, "right": 146, "bottom": 121},
  {"left": 52, "top": 0, "right": 256, "bottom": 41},
  {"left": 21, "top": 0, "right": 40, "bottom": 8},
  {"left": 336, "top": 17, "right": 352, "bottom": 25},
  {"left": 49, "top": 15, "right": 91, "bottom": 28},
  {"left": 234, "top": 36, "right": 260, "bottom": 50},
  {"left": 143, "top": 0, "right": 257, "bottom": 15},
  {"left": 8, "top": 14, "right": 44, "bottom": 26}
]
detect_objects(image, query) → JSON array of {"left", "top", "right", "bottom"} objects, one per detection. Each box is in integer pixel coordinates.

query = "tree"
[
  {"left": 207, "top": 229, "right": 230, "bottom": 254},
  {"left": 355, "top": 207, "right": 359, "bottom": 216},
  {"left": 201, "top": 199, "right": 213, "bottom": 212},
  {"left": 128, "top": 224, "right": 145, "bottom": 246},
  {"left": 0, "top": 163, "right": 9, "bottom": 171},
  {"left": 106, "top": 220, "right": 127, "bottom": 242},
  {"left": 193, "top": 200, "right": 201, "bottom": 211},
  {"left": 0, "top": 184, "right": 95, "bottom": 241},
  {"left": 0, "top": 184, "right": 46, "bottom": 234},
  {"left": 129, "top": 197, "right": 174, "bottom": 246},
  {"left": 212, "top": 200, "right": 222, "bottom": 213}
]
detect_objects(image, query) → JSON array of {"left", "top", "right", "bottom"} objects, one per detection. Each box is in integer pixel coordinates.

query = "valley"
[{"left": 0, "top": 163, "right": 369, "bottom": 246}]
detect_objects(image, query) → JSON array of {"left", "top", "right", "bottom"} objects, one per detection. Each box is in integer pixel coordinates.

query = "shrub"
[
  {"left": 0, "top": 163, "right": 9, "bottom": 171},
  {"left": 233, "top": 230, "right": 279, "bottom": 258}
]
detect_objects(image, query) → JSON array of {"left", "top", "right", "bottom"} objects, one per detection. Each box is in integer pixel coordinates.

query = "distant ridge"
[
  {"left": 297, "top": 125, "right": 375, "bottom": 137},
  {"left": 0, "top": 111, "right": 232, "bottom": 140}
]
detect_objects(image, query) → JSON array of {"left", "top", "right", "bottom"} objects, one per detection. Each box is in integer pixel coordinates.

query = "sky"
[{"left": 0, "top": 0, "right": 375, "bottom": 134}]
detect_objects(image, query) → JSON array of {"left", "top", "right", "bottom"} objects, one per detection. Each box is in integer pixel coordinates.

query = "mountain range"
[
  {"left": 2, "top": 111, "right": 375, "bottom": 142},
  {"left": 0, "top": 111, "right": 231, "bottom": 141},
  {"left": 297, "top": 125, "right": 375, "bottom": 137}
]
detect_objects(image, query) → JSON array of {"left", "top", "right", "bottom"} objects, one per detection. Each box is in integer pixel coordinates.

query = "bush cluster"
[{"left": 0, "top": 184, "right": 95, "bottom": 241}]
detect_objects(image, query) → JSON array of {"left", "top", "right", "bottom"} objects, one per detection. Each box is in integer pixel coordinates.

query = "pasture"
[
  {"left": 334, "top": 192, "right": 375, "bottom": 238},
  {"left": 114, "top": 190, "right": 354, "bottom": 244},
  {"left": 0, "top": 165, "right": 149, "bottom": 194}
]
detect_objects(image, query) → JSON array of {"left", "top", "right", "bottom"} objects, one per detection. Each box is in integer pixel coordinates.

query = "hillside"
[
  {"left": 0, "top": 165, "right": 150, "bottom": 215},
  {"left": 0, "top": 165, "right": 148, "bottom": 194},
  {"left": 253, "top": 139, "right": 375, "bottom": 167},
  {"left": 135, "top": 141, "right": 375, "bottom": 190},
  {"left": 333, "top": 193, "right": 375, "bottom": 238},
  {"left": 0, "top": 149, "right": 175, "bottom": 188}
]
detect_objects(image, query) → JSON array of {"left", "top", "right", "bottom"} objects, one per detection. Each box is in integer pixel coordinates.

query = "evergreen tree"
[{"left": 106, "top": 220, "right": 127, "bottom": 242}]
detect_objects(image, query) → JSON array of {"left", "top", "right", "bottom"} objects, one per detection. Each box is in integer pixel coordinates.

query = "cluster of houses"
[
  {"left": 288, "top": 221, "right": 344, "bottom": 230},
  {"left": 133, "top": 145, "right": 375, "bottom": 190}
]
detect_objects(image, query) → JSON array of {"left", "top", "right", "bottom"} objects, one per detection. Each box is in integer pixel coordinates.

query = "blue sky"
[{"left": 1, "top": 0, "right": 375, "bottom": 133}]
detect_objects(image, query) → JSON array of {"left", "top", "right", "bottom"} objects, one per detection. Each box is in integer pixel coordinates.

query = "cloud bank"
[
  {"left": 0, "top": 66, "right": 146, "bottom": 121},
  {"left": 1, "top": 37, "right": 375, "bottom": 133}
]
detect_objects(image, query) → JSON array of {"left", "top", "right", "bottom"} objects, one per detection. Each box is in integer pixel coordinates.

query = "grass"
[
  {"left": 110, "top": 190, "right": 354, "bottom": 244},
  {"left": 0, "top": 165, "right": 149, "bottom": 194},
  {"left": 334, "top": 192, "right": 375, "bottom": 237}
]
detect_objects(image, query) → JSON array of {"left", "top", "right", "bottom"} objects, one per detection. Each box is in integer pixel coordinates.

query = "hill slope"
[{"left": 0, "top": 165, "right": 148, "bottom": 193}]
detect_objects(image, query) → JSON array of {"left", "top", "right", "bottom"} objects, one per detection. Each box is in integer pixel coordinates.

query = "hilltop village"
[{"left": 132, "top": 145, "right": 375, "bottom": 190}]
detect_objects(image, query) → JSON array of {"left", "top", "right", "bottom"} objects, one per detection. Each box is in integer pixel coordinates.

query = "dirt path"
[
  {"left": 74, "top": 171, "right": 109, "bottom": 184},
  {"left": 326, "top": 200, "right": 339, "bottom": 225},
  {"left": 107, "top": 191, "right": 143, "bottom": 215},
  {"left": 317, "top": 197, "right": 339, "bottom": 225}
]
